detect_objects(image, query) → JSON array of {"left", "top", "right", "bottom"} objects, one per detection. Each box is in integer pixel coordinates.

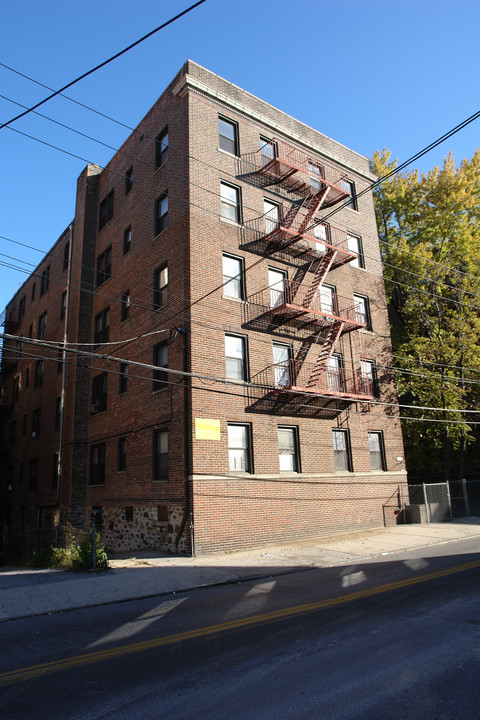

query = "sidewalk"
[{"left": 1, "top": 519, "right": 480, "bottom": 623}]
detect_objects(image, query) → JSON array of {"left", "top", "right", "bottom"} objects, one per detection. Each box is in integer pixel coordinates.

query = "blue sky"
[{"left": 0, "top": 0, "right": 479, "bottom": 313}]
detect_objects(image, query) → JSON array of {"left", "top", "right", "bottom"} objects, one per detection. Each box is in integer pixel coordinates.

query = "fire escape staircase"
[{"left": 241, "top": 140, "right": 372, "bottom": 414}]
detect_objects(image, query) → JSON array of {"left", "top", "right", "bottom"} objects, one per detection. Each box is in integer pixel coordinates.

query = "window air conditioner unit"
[
  {"left": 31, "top": 431, "right": 37, "bottom": 438},
  {"left": 91, "top": 403, "right": 100, "bottom": 413}
]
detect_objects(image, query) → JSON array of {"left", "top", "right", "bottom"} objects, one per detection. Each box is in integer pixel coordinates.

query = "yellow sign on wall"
[{"left": 195, "top": 418, "right": 221, "bottom": 440}]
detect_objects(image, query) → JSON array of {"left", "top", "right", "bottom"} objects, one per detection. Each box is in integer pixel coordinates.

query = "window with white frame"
[
  {"left": 268, "top": 268, "right": 286, "bottom": 308},
  {"left": 347, "top": 234, "right": 364, "bottom": 268},
  {"left": 218, "top": 117, "right": 239, "bottom": 155},
  {"left": 341, "top": 179, "right": 358, "bottom": 210},
  {"left": 220, "top": 182, "right": 241, "bottom": 223},
  {"left": 369, "top": 431, "right": 386, "bottom": 471},
  {"left": 260, "top": 136, "right": 276, "bottom": 167},
  {"left": 264, "top": 199, "right": 280, "bottom": 234},
  {"left": 313, "top": 222, "right": 328, "bottom": 254},
  {"left": 273, "top": 342, "right": 292, "bottom": 387},
  {"left": 326, "top": 353, "right": 344, "bottom": 392},
  {"left": 278, "top": 426, "right": 300, "bottom": 472},
  {"left": 332, "top": 429, "right": 352, "bottom": 471},
  {"left": 308, "top": 161, "right": 324, "bottom": 191},
  {"left": 361, "top": 358, "right": 379, "bottom": 397},
  {"left": 222, "top": 254, "right": 244, "bottom": 299},
  {"left": 225, "top": 334, "right": 247, "bottom": 381},
  {"left": 227, "top": 423, "right": 252, "bottom": 472},
  {"left": 354, "top": 294, "right": 372, "bottom": 329}
]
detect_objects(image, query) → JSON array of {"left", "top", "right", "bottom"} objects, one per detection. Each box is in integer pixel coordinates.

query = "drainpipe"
[
  {"left": 175, "top": 327, "right": 191, "bottom": 554},
  {"left": 56, "top": 224, "right": 74, "bottom": 533}
]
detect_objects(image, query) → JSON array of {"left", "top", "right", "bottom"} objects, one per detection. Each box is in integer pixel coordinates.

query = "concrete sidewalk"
[{"left": 1, "top": 519, "right": 480, "bottom": 623}]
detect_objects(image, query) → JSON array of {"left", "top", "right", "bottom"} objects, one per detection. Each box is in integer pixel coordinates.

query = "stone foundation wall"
[{"left": 98, "top": 504, "right": 186, "bottom": 554}]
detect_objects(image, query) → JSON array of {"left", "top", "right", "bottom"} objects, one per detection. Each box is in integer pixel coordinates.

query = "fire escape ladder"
[
  {"left": 282, "top": 195, "right": 311, "bottom": 229},
  {"left": 297, "top": 187, "right": 331, "bottom": 234},
  {"left": 292, "top": 335, "right": 317, "bottom": 380},
  {"left": 301, "top": 251, "right": 338, "bottom": 309},
  {"left": 306, "top": 321, "right": 344, "bottom": 388}
]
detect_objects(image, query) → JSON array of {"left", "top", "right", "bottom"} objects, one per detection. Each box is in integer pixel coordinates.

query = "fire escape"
[{"left": 240, "top": 139, "right": 374, "bottom": 417}]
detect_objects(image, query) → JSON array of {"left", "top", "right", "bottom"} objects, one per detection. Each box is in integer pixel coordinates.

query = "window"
[
  {"left": 222, "top": 254, "right": 244, "bottom": 299},
  {"left": 60, "top": 290, "right": 67, "bottom": 320},
  {"left": 273, "top": 342, "right": 292, "bottom": 387},
  {"left": 96, "top": 247, "right": 112, "bottom": 286},
  {"left": 29, "top": 459, "right": 38, "bottom": 490},
  {"left": 119, "top": 363, "right": 128, "bottom": 394},
  {"left": 91, "top": 372, "right": 108, "bottom": 413},
  {"left": 319, "top": 284, "right": 336, "bottom": 315},
  {"left": 260, "top": 136, "right": 276, "bottom": 167},
  {"left": 52, "top": 453, "right": 59, "bottom": 489},
  {"left": 12, "top": 377, "right": 19, "bottom": 403},
  {"left": 313, "top": 222, "right": 328, "bottom": 253},
  {"left": 37, "top": 311, "right": 47, "bottom": 339},
  {"left": 354, "top": 294, "right": 372, "bottom": 330},
  {"left": 155, "top": 128, "right": 168, "bottom": 168},
  {"left": 25, "top": 367, "right": 30, "bottom": 387},
  {"left": 153, "top": 429, "right": 168, "bottom": 481},
  {"left": 227, "top": 423, "right": 252, "bottom": 472},
  {"left": 31, "top": 408, "right": 41, "bottom": 438},
  {"left": 347, "top": 234, "right": 365, "bottom": 269},
  {"left": 327, "top": 354, "right": 344, "bottom": 392},
  {"left": 125, "top": 167, "right": 133, "bottom": 194},
  {"left": 89, "top": 444, "right": 106, "bottom": 485},
  {"left": 155, "top": 193, "right": 168, "bottom": 235},
  {"left": 361, "top": 359, "right": 379, "bottom": 397},
  {"left": 94, "top": 308, "right": 110, "bottom": 346},
  {"left": 369, "top": 431, "right": 386, "bottom": 471},
  {"left": 154, "top": 264, "right": 168, "bottom": 309},
  {"left": 341, "top": 179, "right": 358, "bottom": 210},
  {"left": 99, "top": 190, "right": 114, "bottom": 230},
  {"left": 63, "top": 241, "right": 70, "bottom": 271},
  {"left": 264, "top": 200, "right": 280, "bottom": 234},
  {"left": 153, "top": 343, "right": 168, "bottom": 391},
  {"left": 220, "top": 182, "right": 241, "bottom": 223},
  {"left": 28, "top": 323, "right": 33, "bottom": 338},
  {"left": 308, "top": 161, "right": 324, "bottom": 191},
  {"left": 55, "top": 397, "right": 61, "bottom": 431},
  {"left": 40, "top": 266, "right": 50, "bottom": 295},
  {"left": 118, "top": 437, "right": 127, "bottom": 471},
  {"left": 218, "top": 117, "right": 238, "bottom": 155},
  {"left": 123, "top": 226, "right": 132, "bottom": 255},
  {"left": 31, "top": 282, "right": 36, "bottom": 302},
  {"left": 332, "top": 429, "right": 352, "bottom": 471},
  {"left": 121, "top": 291, "right": 130, "bottom": 322},
  {"left": 34, "top": 360, "right": 44, "bottom": 388},
  {"left": 225, "top": 334, "right": 248, "bottom": 381},
  {"left": 18, "top": 295, "right": 26, "bottom": 320},
  {"left": 268, "top": 268, "right": 286, "bottom": 308},
  {"left": 278, "top": 426, "right": 300, "bottom": 472}
]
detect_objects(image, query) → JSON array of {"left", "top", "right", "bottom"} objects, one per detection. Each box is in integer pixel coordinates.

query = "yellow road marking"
[{"left": 2, "top": 558, "right": 480, "bottom": 686}]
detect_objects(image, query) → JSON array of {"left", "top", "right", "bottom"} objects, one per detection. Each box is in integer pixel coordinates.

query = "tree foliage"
[{"left": 370, "top": 149, "right": 480, "bottom": 479}]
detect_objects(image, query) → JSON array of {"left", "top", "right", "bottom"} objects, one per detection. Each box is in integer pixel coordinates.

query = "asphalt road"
[{"left": 2, "top": 539, "right": 480, "bottom": 719}]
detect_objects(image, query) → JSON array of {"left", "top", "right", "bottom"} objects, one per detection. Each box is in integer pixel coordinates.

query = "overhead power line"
[{"left": 0, "top": 0, "right": 207, "bottom": 130}]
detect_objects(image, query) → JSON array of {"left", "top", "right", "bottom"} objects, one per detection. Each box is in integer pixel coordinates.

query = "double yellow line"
[{"left": 2, "top": 558, "right": 480, "bottom": 686}]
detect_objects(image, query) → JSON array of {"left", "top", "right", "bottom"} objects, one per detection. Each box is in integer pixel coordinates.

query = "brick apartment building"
[{"left": 0, "top": 61, "right": 407, "bottom": 555}]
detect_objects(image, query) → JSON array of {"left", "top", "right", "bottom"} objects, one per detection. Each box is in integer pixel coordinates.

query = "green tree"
[{"left": 370, "top": 149, "right": 480, "bottom": 480}]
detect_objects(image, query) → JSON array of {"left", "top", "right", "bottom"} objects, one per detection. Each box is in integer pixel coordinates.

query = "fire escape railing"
[
  {"left": 250, "top": 360, "right": 373, "bottom": 400},
  {"left": 247, "top": 283, "right": 365, "bottom": 332}
]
